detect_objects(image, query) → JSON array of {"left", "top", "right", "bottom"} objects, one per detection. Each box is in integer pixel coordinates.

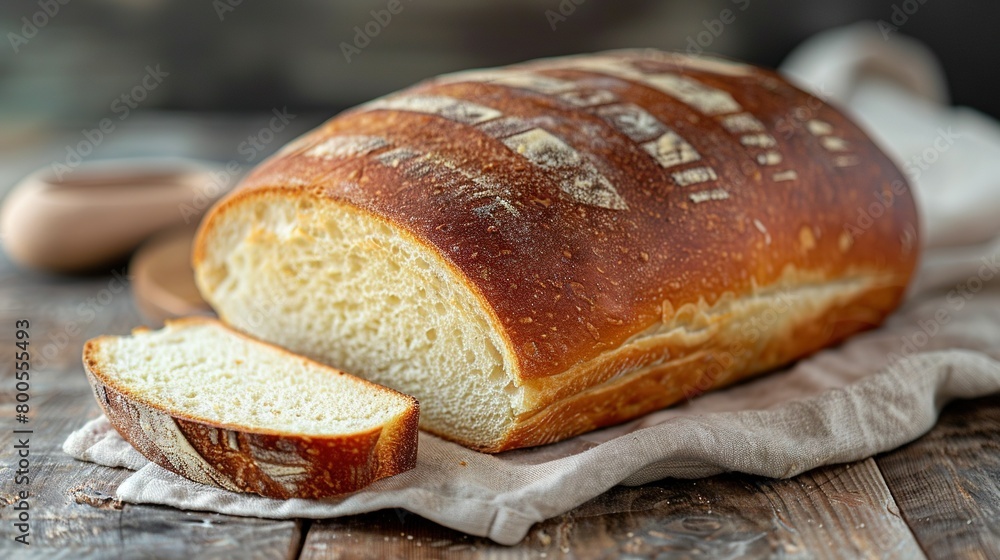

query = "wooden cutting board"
[{"left": 130, "top": 225, "right": 214, "bottom": 325}]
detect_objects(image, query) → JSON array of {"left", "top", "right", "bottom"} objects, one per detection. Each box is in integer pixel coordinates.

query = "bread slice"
[{"left": 82, "top": 317, "right": 419, "bottom": 499}]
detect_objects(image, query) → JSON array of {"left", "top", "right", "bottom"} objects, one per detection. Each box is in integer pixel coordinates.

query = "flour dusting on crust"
[
  {"left": 502, "top": 128, "right": 628, "bottom": 210},
  {"left": 305, "top": 135, "right": 388, "bottom": 160},
  {"left": 721, "top": 113, "right": 766, "bottom": 133},
  {"left": 365, "top": 94, "right": 502, "bottom": 125},
  {"left": 124, "top": 396, "right": 242, "bottom": 492},
  {"left": 595, "top": 104, "right": 701, "bottom": 168},
  {"left": 375, "top": 145, "right": 524, "bottom": 220},
  {"left": 671, "top": 166, "right": 718, "bottom": 187},
  {"left": 246, "top": 439, "right": 311, "bottom": 494},
  {"left": 556, "top": 57, "right": 743, "bottom": 116}
]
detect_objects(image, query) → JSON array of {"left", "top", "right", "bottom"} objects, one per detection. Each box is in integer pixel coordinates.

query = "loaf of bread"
[
  {"left": 193, "top": 50, "right": 919, "bottom": 452},
  {"left": 83, "top": 318, "right": 419, "bottom": 497}
]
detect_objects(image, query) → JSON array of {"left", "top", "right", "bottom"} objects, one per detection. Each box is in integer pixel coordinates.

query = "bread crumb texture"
[
  {"left": 90, "top": 320, "right": 412, "bottom": 436},
  {"left": 196, "top": 198, "right": 520, "bottom": 449}
]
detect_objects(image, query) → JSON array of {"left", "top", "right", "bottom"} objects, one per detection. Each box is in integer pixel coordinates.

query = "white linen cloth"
[{"left": 65, "top": 25, "right": 1000, "bottom": 545}]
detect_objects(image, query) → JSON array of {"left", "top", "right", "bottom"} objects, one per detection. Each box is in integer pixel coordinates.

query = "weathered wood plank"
[
  {"left": 0, "top": 269, "right": 303, "bottom": 559},
  {"left": 300, "top": 458, "right": 923, "bottom": 559},
  {"left": 877, "top": 396, "right": 1000, "bottom": 560}
]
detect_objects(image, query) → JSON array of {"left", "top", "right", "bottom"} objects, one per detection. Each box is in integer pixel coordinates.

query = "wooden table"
[{"left": 2, "top": 259, "right": 999, "bottom": 560}]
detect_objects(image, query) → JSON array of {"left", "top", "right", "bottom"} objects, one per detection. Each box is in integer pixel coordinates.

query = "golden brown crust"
[
  {"left": 82, "top": 317, "right": 419, "bottom": 498},
  {"left": 488, "top": 280, "right": 904, "bottom": 452},
  {"left": 194, "top": 50, "right": 919, "bottom": 451}
]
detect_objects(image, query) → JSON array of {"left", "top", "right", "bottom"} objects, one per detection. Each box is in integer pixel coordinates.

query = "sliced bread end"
[{"left": 82, "top": 317, "right": 419, "bottom": 499}]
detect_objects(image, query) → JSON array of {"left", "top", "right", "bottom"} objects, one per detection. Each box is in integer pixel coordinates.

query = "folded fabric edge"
[
  {"left": 113, "top": 462, "right": 537, "bottom": 546},
  {"left": 619, "top": 349, "right": 1000, "bottom": 485}
]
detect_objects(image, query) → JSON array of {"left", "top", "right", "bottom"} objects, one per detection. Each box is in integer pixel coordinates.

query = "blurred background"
[
  {"left": 0, "top": 0, "right": 993, "bottom": 283},
  {"left": 1, "top": 0, "right": 993, "bottom": 151},
  {"left": 2, "top": 0, "right": 994, "bottom": 121}
]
